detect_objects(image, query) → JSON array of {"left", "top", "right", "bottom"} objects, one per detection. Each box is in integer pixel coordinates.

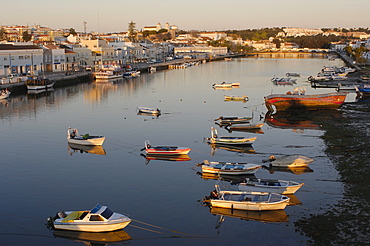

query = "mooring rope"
[{"left": 129, "top": 219, "right": 214, "bottom": 239}]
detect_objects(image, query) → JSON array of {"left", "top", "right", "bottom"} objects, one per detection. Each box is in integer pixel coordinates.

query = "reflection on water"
[
  {"left": 196, "top": 171, "right": 256, "bottom": 182},
  {"left": 2, "top": 57, "right": 364, "bottom": 245},
  {"left": 140, "top": 153, "right": 191, "bottom": 164},
  {"left": 264, "top": 109, "right": 344, "bottom": 133},
  {"left": 209, "top": 207, "right": 289, "bottom": 227},
  {"left": 68, "top": 143, "right": 107, "bottom": 156},
  {"left": 262, "top": 165, "right": 314, "bottom": 175},
  {"left": 286, "top": 194, "right": 302, "bottom": 206},
  {"left": 52, "top": 229, "right": 131, "bottom": 245}
]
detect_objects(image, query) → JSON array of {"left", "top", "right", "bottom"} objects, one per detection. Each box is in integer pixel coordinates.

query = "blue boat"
[{"left": 355, "top": 85, "right": 370, "bottom": 96}]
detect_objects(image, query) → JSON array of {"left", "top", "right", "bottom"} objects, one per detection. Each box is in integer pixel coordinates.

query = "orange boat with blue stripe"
[{"left": 264, "top": 88, "right": 347, "bottom": 111}]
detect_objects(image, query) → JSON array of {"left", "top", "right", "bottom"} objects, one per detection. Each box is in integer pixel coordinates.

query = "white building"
[
  {"left": 0, "top": 43, "right": 44, "bottom": 76},
  {"left": 199, "top": 32, "right": 227, "bottom": 41},
  {"left": 174, "top": 46, "right": 228, "bottom": 58},
  {"left": 43, "top": 45, "right": 66, "bottom": 72},
  {"left": 80, "top": 39, "right": 117, "bottom": 65}
]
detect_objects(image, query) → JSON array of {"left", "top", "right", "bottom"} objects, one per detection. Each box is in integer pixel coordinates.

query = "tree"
[
  {"left": 22, "top": 31, "right": 32, "bottom": 42},
  {"left": 0, "top": 28, "right": 7, "bottom": 41},
  {"left": 128, "top": 21, "right": 137, "bottom": 42},
  {"left": 69, "top": 28, "right": 77, "bottom": 36}
]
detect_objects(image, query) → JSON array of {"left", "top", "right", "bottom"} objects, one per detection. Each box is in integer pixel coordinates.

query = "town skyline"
[{"left": 2, "top": 0, "right": 370, "bottom": 33}]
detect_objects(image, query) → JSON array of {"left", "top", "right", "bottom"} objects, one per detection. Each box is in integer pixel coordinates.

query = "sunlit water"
[{"left": 0, "top": 57, "right": 350, "bottom": 245}]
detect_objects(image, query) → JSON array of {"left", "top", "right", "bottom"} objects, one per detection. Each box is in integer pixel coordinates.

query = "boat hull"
[
  {"left": 202, "top": 165, "right": 260, "bottom": 175},
  {"left": 238, "top": 180, "right": 304, "bottom": 194},
  {"left": 209, "top": 137, "right": 257, "bottom": 145},
  {"left": 27, "top": 83, "right": 55, "bottom": 90},
  {"left": 95, "top": 75, "right": 122, "bottom": 80},
  {"left": 145, "top": 148, "right": 191, "bottom": 155},
  {"left": 137, "top": 107, "right": 161, "bottom": 115},
  {"left": 228, "top": 123, "right": 264, "bottom": 130},
  {"left": 269, "top": 155, "right": 314, "bottom": 167},
  {"left": 210, "top": 192, "right": 290, "bottom": 211},
  {"left": 67, "top": 137, "right": 105, "bottom": 146},
  {"left": 54, "top": 220, "right": 131, "bottom": 232},
  {"left": 264, "top": 92, "right": 347, "bottom": 111}
]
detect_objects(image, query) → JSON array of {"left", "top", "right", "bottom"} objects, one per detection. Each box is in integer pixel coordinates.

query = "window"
[
  {"left": 19, "top": 56, "right": 24, "bottom": 59},
  {"left": 100, "top": 208, "right": 114, "bottom": 219},
  {"left": 89, "top": 215, "right": 104, "bottom": 221}
]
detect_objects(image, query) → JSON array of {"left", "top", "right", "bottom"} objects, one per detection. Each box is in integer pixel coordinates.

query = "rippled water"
[{"left": 0, "top": 57, "right": 355, "bottom": 245}]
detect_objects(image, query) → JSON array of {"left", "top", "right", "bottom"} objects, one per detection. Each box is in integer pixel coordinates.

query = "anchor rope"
[{"left": 129, "top": 219, "right": 214, "bottom": 239}]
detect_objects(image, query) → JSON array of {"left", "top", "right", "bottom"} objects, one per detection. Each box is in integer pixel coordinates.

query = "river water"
[{"left": 0, "top": 56, "right": 367, "bottom": 245}]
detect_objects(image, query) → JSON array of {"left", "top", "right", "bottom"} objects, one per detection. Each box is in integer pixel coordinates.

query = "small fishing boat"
[
  {"left": 137, "top": 107, "right": 161, "bottom": 115},
  {"left": 226, "top": 123, "right": 264, "bottom": 131},
  {"left": 205, "top": 184, "right": 290, "bottom": 211},
  {"left": 25, "top": 77, "right": 55, "bottom": 90},
  {"left": 212, "top": 82, "right": 240, "bottom": 88},
  {"left": 67, "top": 127, "right": 105, "bottom": 146},
  {"left": 286, "top": 72, "right": 301, "bottom": 77},
  {"left": 336, "top": 83, "right": 360, "bottom": 92},
  {"left": 224, "top": 95, "right": 248, "bottom": 101},
  {"left": 264, "top": 88, "right": 347, "bottom": 111},
  {"left": 142, "top": 140, "right": 191, "bottom": 155},
  {"left": 206, "top": 127, "right": 257, "bottom": 145},
  {"left": 47, "top": 204, "right": 131, "bottom": 232},
  {"left": 266, "top": 155, "right": 314, "bottom": 167},
  {"left": 0, "top": 89, "right": 11, "bottom": 99},
  {"left": 93, "top": 65, "right": 123, "bottom": 80},
  {"left": 271, "top": 76, "right": 297, "bottom": 83},
  {"left": 235, "top": 178, "right": 304, "bottom": 194},
  {"left": 214, "top": 116, "right": 252, "bottom": 125},
  {"left": 198, "top": 160, "right": 261, "bottom": 175}
]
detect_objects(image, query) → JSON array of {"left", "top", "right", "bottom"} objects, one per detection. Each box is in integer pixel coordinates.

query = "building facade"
[{"left": 0, "top": 43, "right": 44, "bottom": 76}]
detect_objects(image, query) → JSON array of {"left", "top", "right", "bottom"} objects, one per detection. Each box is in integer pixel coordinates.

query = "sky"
[{"left": 2, "top": 0, "right": 370, "bottom": 33}]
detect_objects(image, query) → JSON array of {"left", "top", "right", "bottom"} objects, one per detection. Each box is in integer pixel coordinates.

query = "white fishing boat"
[
  {"left": 212, "top": 82, "right": 240, "bottom": 88},
  {"left": 206, "top": 127, "right": 257, "bottom": 145},
  {"left": 224, "top": 95, "right": 248, "bottom": 101},
  {"left": 214, "top": 116, "right": 252, "bottom": 125},
  {"left": 137, "top": 107, "right": 161, "bottom": 115},
  {"left": 266, "top": 155, "right": 314, "bottom": 167},
  {"left": 47, "top": 204, "right": 131, "bottom": 232},
  {"left": 198, "top": 160, "right": 261, "bottom": 175},
  {"left": 206, "top": 183, "right": 290, "bottom": 211},
  {"left": 236, "top": 178, "right": 304, "bottom": 194},
  {"left": 25, "top": 77, "right": 55, "bottom": 90},
  {"left": 67, "top": 127, "right": 105, "bottom": 146},
  {"left": 0, "top": 89, "right": 11, "bottom": 99},
  {"left": 93, "top": 66, "right": 123, "bottom": 80}
]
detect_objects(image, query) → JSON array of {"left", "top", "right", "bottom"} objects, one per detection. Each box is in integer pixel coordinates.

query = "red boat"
[
  {"left": 142, "top": 140, "right": 191, "bottom": 155},
  {"left": 264, "top": 89, "right": 347, "bottom": 111}
]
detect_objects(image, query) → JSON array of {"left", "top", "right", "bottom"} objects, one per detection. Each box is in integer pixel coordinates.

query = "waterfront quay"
[
  {"left": 1, "top": 50, "right": 363, "bottom": 92},
  {"left": 0, "top": 54, "right": 244, "bottom": 91}
]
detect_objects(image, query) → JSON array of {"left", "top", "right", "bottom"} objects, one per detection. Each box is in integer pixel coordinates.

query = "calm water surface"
[{"left": 0, "top": 57, "right": 363, "bottom": 245}]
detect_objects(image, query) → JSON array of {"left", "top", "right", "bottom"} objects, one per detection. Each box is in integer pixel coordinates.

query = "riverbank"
[
  {"left": 0, "top": 72, "right": 92, "bottom": 93},
  {"left": 1, "top": 52, "right": 368, "bottom": 93}
]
